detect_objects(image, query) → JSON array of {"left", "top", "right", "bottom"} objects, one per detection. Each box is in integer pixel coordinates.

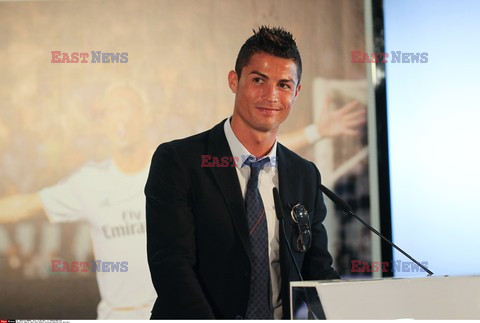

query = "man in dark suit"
[{"left": 145, "top": 26, "right": 339, "bottom": 319}]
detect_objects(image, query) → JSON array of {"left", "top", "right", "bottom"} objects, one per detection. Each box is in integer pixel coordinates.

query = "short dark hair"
[{"left": 234, "top": 26, "right": 302, "bottom": 84}]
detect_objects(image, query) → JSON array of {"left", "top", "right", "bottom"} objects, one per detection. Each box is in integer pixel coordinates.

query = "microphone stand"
[{"left": 320, "top": 184, "right": 433, "bottom": 276}]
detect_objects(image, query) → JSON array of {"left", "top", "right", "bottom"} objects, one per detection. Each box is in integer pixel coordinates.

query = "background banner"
[{"left": 0, "top": 0, "right": 369, "bottom": 318}]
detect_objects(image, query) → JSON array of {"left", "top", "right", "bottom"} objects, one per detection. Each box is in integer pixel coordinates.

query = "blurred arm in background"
[{"left": 279, "top": 98, "right": 366, "bottom": 151}]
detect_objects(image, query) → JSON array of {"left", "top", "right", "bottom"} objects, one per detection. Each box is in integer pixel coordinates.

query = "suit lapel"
[
  {"left": 276, "top": 143, "right": 300, "bottom": 220},
  {"left": 277, "top": 143, "right": 301, "bottom": 250},
  {"left": 277, "top": 143, "right": 304, "bottom": 314},
  {"left": 206, "top": 120, "right": 252, "bottom": 262}
]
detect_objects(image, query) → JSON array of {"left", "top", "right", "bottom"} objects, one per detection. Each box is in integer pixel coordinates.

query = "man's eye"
[
  {"left": 253, "top": 77, "right": 263, "bottom": 83},
  {"left": 279, "top": 83, "right": 291, "bottom": 89}
]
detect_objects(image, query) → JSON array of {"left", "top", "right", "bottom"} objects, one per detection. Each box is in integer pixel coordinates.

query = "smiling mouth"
[{"left": 257, "top": 107, "right": 280, "bottom": 112}]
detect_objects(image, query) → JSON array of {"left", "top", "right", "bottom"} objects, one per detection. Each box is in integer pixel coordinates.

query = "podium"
[{"left": 291, "top": 275, "right": 480, "bottom": 319}]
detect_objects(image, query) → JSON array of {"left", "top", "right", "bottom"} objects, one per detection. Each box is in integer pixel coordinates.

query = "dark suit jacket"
[{"left": 145, "top": 119, "right": 339, "bottom": 319}]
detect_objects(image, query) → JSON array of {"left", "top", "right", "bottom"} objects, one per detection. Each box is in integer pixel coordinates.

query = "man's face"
[
  {"left": 228, "top": 52, "right": 301, "bottom": 133},
  {"left": 102, "top": 87, "right": 147, "bottom": 150}
]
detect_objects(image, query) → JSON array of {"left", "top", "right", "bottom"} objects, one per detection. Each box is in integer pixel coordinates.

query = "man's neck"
[
  {"left": 230, "top": 117, "right": 277, "bottom": 158},
  {"left": 112, "top": 141, "right": 151, "bottom": 174}
]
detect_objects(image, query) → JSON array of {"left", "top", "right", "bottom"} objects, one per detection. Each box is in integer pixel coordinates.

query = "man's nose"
[{"left": 262, "top": 84, "right": 278, "bottom": 102}]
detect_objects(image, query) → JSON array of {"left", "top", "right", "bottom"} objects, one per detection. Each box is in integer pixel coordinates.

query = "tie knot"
[
  {"left": 243, "top": 156, "right": 270, "bottom": 182},
  {"left": 243, "top": 156, "right": 270, "bottom": 170}
]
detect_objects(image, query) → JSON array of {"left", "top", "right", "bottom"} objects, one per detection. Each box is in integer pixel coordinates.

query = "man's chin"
[{"left": 252, "top": 122, "right": 280, "bottom": 134}]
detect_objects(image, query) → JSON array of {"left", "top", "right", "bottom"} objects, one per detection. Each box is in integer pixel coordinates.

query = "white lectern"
[{"left": 291, "top": 275, "right": 480, "bottom": 319}]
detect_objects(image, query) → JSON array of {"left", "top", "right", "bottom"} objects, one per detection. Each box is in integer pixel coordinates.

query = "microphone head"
[{"left": 272, "top": 187, "right": 285, "bottom": 221}]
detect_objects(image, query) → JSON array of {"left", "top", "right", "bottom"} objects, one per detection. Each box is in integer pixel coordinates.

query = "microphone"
[{"left": 319, "top": 184, "right": 433, "bottom": 276}]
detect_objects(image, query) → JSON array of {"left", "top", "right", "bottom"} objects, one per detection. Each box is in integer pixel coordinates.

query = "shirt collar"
[{"left": 223, "top": 117, "right": 277, "bottom": 169}]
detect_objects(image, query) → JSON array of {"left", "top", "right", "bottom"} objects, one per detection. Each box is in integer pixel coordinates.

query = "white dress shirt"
[{"left": 223, "top": 118, "right": 282, "bottom": 319}]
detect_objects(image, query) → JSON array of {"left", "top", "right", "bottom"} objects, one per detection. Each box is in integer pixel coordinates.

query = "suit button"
[{"left": 235, "top": 315, "right": 244, "bottom": 319}]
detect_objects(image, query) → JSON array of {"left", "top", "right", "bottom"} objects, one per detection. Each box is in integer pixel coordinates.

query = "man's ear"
[
  {"left": 228, "top": 70, "right": 238, "bottom": 93},
  {"left": 294, "top": 83, "right": 302, "bottom": 99}
]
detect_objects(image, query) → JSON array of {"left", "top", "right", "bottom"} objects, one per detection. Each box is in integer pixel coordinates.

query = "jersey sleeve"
[{"left": 38, "top": 169, "right": 86, "bottom": 224}]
